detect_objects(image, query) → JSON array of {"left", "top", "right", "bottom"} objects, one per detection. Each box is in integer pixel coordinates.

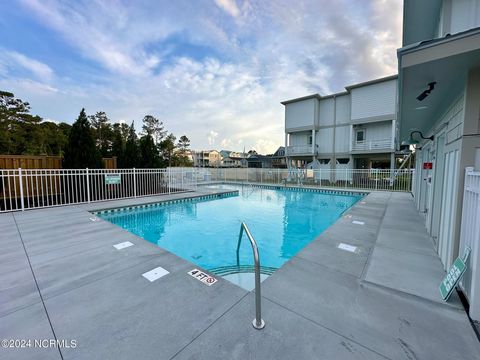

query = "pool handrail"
[{"left": 237, "top": 222, "right": 265, "bottom": 330}]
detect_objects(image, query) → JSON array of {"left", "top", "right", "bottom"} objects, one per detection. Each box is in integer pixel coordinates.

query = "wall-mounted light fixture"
[
  {"left": 402, "top": 130, "right": 434, "bottom": 146},
  {"left": 416, "top": 82, "right": 436, "bottom": 101}
]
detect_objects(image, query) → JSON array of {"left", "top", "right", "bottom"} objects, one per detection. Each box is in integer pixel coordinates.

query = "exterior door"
[{"left": 429, "top": 133, "right": 446, "bottom": 246}]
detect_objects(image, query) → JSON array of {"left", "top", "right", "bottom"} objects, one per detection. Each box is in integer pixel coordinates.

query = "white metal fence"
[
  {"left": 0, "top": 167, "right": 414, "bottom": 212},
  {"left": 459, "top": 167, "right": 480, "bottom": 321},
  {"left": 185, "top": 167, "right": 414, "bottom": 192},
  {"left": 0, "top": 168, "right": 197, "bottom": 212}
]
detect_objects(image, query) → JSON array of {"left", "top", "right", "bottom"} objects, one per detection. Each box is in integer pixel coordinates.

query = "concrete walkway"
[{"left": 0, "top": 191, "right": 479, "bottom": 359}]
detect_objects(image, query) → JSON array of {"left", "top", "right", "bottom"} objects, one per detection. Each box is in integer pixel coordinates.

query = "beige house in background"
[{"left": 192, "top": 150, "right": 221, "bottom": 167}]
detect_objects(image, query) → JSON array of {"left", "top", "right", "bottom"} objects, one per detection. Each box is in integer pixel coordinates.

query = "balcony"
[
  {"left": 351, "top": 138, "right": 393, "bottom": 152},
  {"left": 286, "top": 145, "right": 315, "bottom": 156}
]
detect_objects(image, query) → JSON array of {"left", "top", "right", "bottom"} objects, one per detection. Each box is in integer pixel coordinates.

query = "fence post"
[
  {"left": 195, "top": 168, "right": 198, "bottom": 190},
  {"left": 18, "top": 168, "right": 25, "bottom": 211},
  {"left": 168, "top": 168, "right": 171, "bottom": 194},
  {"left": 133, "top": 168, "right": 137, "bottom": 198},
  {"left": 85, "top": 168, "right": 91, "bottom": 203}
]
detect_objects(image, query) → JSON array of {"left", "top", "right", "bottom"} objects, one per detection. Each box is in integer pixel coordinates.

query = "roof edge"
[
  {"left": 281, "top": 75, "right": 398, "bottom": 105},
  {"left": 344, "top": 74, "right": 398, "bottom": 90}
]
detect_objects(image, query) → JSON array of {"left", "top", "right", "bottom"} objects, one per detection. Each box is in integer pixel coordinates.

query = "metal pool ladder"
[{"left": 237, "top": 222, "right": 265, "bottom": 330}]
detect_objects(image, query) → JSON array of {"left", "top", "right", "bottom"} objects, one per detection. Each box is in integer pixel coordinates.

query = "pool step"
[{"left": 208, "top": 265, "right": 277, "bottom": 277}]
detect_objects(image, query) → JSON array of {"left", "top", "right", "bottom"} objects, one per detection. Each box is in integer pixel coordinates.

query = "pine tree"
[
  {"left": 63, "top": 109, "right": 102, "bottom": 168},
  {"left": 111, "top": 124, "right": 125, "bottom": 167},
  {"left": 139, "top": 134, "right": 161, "bottom": 168},
  {"left": 123, "top": 121, "right": 139, "bottom": 168},
  {"left": 0, "top": 91, "right": 42, "bottom": 154},
  {"left": 159, "top": 133, "right": 176, "bottom": 168},
  {"left": 175, "top": 135, "right": 192, "bottom": 166},
  {"left": 89, "top": 111, "right": 112, "bottom": 157},
  {"left": 142, "top": 115, "right": 166, "bottom": 143},
  {"left": 177, "top": 135, "right": 190, "bottom": 152}
]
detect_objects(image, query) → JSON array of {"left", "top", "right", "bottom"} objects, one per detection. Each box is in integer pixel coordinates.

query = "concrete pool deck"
[{"left": 1, "top": 189, "right": 479, "bottom": 359}]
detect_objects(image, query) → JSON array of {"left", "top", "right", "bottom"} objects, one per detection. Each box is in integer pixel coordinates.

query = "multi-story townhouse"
[
  {"left": 281, "top": 75, "right": 397, "bottom": 172},
  {"left": 219, "top": 150, "right": 248, "bottom": 168},
  {"left": 397, "top": 0, "right": 480, "bottom": 320},
  {"left": 192, "top": 150, "right": 221, "bottom": 167}
]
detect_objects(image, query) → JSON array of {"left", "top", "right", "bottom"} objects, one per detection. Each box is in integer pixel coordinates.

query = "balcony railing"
[
  {"left": 286, "top": 145, "right": 315, "bottom": 155},
  {"left": 351, "top": 138, "right": 393, "bottom": 151}
]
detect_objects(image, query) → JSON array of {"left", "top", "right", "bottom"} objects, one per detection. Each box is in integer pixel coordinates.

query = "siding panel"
[
  {"left": 285, "top": 99, "right": 316, "bottom": 130},
  {"left": 351, "top": 80, "right": 397, "bottom": 120}
]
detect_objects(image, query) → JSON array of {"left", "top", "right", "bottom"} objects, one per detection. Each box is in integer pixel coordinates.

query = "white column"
[
  {"left": 312, "top": 129, "right": 316, "bottom": 162},
  {"left": 285, "top": 133, "right": 289, "bottom": 168},
  {"left": 390, "top": 152, "right": 395, "bottom": 186},
  {"left": 391, "top": 119, "right": 396, "bottom": 149},
  {"left": 349, "top": 125, "right": 353, "bottom": 152}
]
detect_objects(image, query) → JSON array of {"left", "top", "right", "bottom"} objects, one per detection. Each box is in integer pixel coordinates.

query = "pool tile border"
[
  {"left": 207, "top": 182, "right": 369, "bottom": 197},
  {"left": 93, "top": 191, "right": 239, "bottom": 215}
]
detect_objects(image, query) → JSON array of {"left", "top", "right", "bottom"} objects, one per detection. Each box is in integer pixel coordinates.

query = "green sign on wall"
[
  {"left": 105, "top": 173, "right": 121, "bottom": 185},
  {"left": 439, "top": 247, "right": 471, "bottom": 301}
]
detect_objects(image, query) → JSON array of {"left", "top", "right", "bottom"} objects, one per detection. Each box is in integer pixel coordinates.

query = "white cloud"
[
  {"left": 0, "top": 78, "right": 58, "bottom": 94},
  {"left": 0, "top": 50, "right": 54, "bottom": 82},
  {"left": 207, "top": 130, "right": 219, "bottom": 146},
  {"left": 5, "top": 0, "right": 402, "bottom": 154},
  {"left": 214, "top": 0, "right": 241, "bottom": 17},
  {"left": 252, "top": 138, "right": 279, "bottom": 155}
]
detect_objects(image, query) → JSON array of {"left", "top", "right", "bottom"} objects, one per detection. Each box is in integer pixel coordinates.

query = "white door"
[
  {"left": 438, "top": 149, "right": 460, "bottom": 268},
  {"left": 429, "top": 133, "right": 446, "bottom": 247}
]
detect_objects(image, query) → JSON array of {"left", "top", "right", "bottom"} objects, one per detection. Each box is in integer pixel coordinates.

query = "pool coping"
[
  {"left": 91, "top": 190, "right": 239, "bottom": 215},
  {"left": 1, "top": 189, "right": 479, "bottom": 359},
  {"left": 200, "top": 181, "right": 370, "bottom": 196}
]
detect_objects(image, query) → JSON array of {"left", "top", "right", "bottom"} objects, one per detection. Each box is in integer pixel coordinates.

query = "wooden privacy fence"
[
  {"left": 0, "top": 155, "right": 117, "bottom": 169},
  {"left": 0, "top": 155, "right": 62, "bottom": 169}
]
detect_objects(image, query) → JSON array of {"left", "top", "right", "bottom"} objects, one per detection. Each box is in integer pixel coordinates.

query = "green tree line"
[{"left": 0, "top": 91, "right": 193, "bottom": 168}]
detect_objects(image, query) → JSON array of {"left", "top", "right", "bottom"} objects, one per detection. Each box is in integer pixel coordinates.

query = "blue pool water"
[{"left": 98, "top": 185, "right": 362, "bottom": 274}]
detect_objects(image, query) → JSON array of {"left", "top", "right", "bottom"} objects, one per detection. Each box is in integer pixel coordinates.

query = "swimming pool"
[{"left": 97, "top": 185, "right": 363, "bottom": 286}]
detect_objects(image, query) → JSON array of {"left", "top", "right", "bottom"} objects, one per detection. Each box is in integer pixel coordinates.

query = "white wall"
[
  {"left": 450, "top": 0, "right": 480, "bottom": 34},
  {"left": 351, "top": 79, "right": 397, "bottom": 120},
  {"left": 336, "top": 94, "right": 351, "bottom": 125},
  {"left": 318, "top": 95, "right": 350, "bottom": 126},
  {"left": 289, "top": 131, "right": 311, "bottom": 146},
  {"left": 335, "top": 126, "right": 350, "bottom": 153},
  {"left": 413, "top": 94, "right": 465, "bottom": 269},
  {"left": 319, "top": 98, "right": 334, "bottom": 127},
  {"left": 357, "top": 121, "right": 393, "bottom": 141},
  {"left": 317, "top": 128, "right": 334, "bottom": 154},
  {"left": 285, "top": 98, "right": 317, "bottom": 130}
]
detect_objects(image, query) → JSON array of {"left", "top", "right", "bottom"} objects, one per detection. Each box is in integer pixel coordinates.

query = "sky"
[{"left": 0, "top": 0, "right": 403, "bottom": 154}]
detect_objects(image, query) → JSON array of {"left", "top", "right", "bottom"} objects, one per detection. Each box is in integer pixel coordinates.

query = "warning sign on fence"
[{"left": 105, "top": 174, "right": 121, "bottom": 185}]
